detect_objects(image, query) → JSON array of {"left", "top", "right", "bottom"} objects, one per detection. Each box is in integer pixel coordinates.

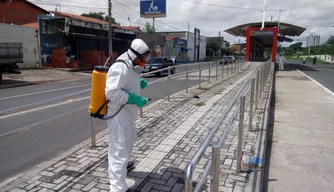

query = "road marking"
[
  {"left": 0, "top": 105, "right": 88, "bottom": 139},
  {"left": 0, "top": 84, "right": 91, "bottom": 100},
  {"left": 291, "top": 65, "right": 334, "bottom": 98},
  {"left": 0, "top": 96, "right": 90, "bottom": 119},
  {"left": 0, "top": 89, "right": 91, "bottom": 116}
]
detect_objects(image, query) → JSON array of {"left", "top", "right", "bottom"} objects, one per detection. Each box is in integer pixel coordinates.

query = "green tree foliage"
[
  {"left": 282, "top": 36, "right": 334, "bottom": 56},
  {"left": 143, "top": 22, "right": 156, "bottom": 33},
  {"left": 207, "top": 41, "right": 220, "bottom": 52},
  {"left": 81, "top": 12, "right": 117, "bottom": 24},
  {"left": 289, "top": 42, "right": 303, "bottom": 52}
]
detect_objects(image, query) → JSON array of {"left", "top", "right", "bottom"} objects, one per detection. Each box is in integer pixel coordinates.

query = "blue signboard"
[
  {"left": 140, "top": 0, "right": 166, "bottom": 18},
  {"left": 174, "top": 38, "right": 187, "bottom": 46}
]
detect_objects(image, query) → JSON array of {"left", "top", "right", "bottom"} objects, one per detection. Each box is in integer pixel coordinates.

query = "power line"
[
  {"left": 29, "top": 0, "right": 174, "bottom": 31},
  {"left": 183, "top": 0, "right": 282, "bottom": 11},
  {"left": 114, "top": 0, "right": 186, "bottom": 31}
]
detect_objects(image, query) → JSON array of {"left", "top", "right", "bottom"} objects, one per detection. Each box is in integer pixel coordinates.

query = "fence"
[
  {"left": 184, "top": 59, "right": 273, "bottom": 192},
  {"left": 90, "top": 58, "right": 246, "bottom": 147}
]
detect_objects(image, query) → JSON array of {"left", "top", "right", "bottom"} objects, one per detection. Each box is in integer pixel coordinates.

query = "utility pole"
[
  {"left": 153, "top": 18, "right": 155, "bottom": 30},
  {"left": 277, "top": 10, "right": 283, "bottom": 35},
  {"left": 261, "top": 0, "right": 267, "bottom": 30},
  {"left": 108, "top": 0, "right": 113, "bottom": 63},
  {"left": 128, "top": 17, "right": 131, "bottom": 26},
  {"left": 219, "top": 31, "right": 221, "bottom": 58}
]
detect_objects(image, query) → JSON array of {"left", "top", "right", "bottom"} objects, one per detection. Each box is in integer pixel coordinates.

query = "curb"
[{"left": 290, "top": 64, "right": 334, "bottom": 98}]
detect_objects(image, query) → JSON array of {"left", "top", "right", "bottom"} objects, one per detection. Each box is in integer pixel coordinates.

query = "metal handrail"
[
  {"left": 185, "top": 59, "right": 272, "bottom": 192},
  {"left": 185, "top": 67, "right": 256, "bottom": 191},
  {"left": 140, "top": 61, "right": 213, "bottom": 77}
]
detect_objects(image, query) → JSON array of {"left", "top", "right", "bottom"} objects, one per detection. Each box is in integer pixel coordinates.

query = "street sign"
[{"left": 140, "top": 0, "right": 166, "bottom": 18}]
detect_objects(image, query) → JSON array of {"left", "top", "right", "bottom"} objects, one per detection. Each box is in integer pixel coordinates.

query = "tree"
[
  {"left": 207, "top": 41, "right": 220, "bottom": 56},
  {"left": 326, "top": 35, "right": 334, "bottom": 46},
  {"left": 81, "top": 12, "right": 104, "bottom": 20},
  {"left": 81, "top": 12, "right": 118, "bottom": 24},
  {"left": 207, "top": 41, "right": 220, "bottom": 52},
  {"left": 289, "top": 42, "right": 303, "bottom": 53},
  {"left": 143, "top": 22, "right": 156, "bottom": 33},
  {"left": 104, "top": 15, "right": 118, "bottom": 24}
]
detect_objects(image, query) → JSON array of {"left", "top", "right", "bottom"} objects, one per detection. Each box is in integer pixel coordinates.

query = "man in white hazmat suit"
[
  {"left": 105, "top": 39, "right": 150, "bottom": 192},
  {"left": 278, "top": 54, "right": 285, "bottom": 70}
]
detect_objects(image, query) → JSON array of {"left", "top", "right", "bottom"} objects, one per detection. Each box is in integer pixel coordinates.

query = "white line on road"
[
  {"left": 0, "top": 105, "right": 88, "bottom": 139},
  {"left": 291, "top": 65, "right": 334, "bottom": 98},
  {"left": 0, "top": 96, "right": 90, "bottom": 119},
  {"left": 0, "top": 84, "right": 91, "bottom": 100}
]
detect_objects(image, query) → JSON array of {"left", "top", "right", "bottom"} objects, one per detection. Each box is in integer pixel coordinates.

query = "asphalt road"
[
  {"left": 0, "top": 62, "right": 227, "bottom": 182},
  {"left": 287, "top": 60, "right": 334, "bottom": 92}
]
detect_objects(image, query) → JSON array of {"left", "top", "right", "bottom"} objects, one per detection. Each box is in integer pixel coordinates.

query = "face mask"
[{"left": 133, "top": 65, "right": 144, "bottom": 73}]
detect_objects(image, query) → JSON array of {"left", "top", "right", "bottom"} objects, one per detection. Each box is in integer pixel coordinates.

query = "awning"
[
  {"left": 181, "top": 47, "right": 193, "bottom": 51},
  {"left": 224, "top": 21, "right": 306, "bottom": 37}
]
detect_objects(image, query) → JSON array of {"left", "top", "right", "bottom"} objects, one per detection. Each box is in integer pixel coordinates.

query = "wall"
[
  {"left": 305, "top": 55, "right": 334, "bottom": 63},
  {"left": 0, "top": 23, "right": 38, "bottom": 66},
  {"left": 139, "top": 33, "right": 165, "bottom": 56},
  {"left": 164, "top": 40, "right": 174, "bottom": 57},
  {"left": 0, "top": 0, "right": 48, "bottom": 24}
]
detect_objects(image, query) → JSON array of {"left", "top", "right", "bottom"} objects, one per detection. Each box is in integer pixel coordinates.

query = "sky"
[{"left": 30, "top": 0, "right": 334, "bottom": 47}]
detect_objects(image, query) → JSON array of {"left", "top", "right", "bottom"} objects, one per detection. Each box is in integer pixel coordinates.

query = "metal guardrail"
[
  {"left": 138, "top": 58, "right": 245, "bottom": 118},
  {"left": 185, "top": 59, "right": 272, "bottom": 192},
  {"left": 90, "top": 58, "right": 246, "bottom": 147}
]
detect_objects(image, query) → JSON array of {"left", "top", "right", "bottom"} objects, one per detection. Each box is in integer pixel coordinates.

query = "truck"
[{"left": 0, "top": 42, "right": 23, "bottom": 83}]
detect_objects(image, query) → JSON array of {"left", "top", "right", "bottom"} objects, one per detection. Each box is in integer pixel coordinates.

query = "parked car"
[
  {"left": 143, "top": 57, "right": 175, "bottom": 76},
  {"left": 220, "top": 56, "right": 235, "bottom": 64}
]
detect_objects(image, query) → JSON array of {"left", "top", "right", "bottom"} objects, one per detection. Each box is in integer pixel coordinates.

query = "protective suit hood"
[{"left": 127, "top": 39, "right": 150, "bottom": 61}]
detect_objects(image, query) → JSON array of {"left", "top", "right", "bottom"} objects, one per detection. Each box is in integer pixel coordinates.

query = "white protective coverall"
[
  {"left": 105, "top": 39, "right": 149, "bottom": 192},
  {"left": 278, "top": 55, "right": 285, "bottom": 70}
]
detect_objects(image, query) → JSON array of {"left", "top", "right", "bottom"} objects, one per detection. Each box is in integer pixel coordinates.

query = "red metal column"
[
  {"left": 246, "top": 28, "right": 251, "bottom": 61},
  {"left": 271, "top": 28, "right": 278, "bottom": 62}
]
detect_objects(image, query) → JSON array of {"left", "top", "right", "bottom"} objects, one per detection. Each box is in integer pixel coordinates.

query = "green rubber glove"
[
  {"left": 128, "top": 92, "right": 148, "bottom": 107},
  {"left": 140, "top": 78, "right": 148, "bottom": 89}
]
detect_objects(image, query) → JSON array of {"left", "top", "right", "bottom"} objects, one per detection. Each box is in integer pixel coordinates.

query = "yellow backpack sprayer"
[
  {"left": 89, "top": 60, "right": 129, "bottom": 120},
  {"left": 89, "top": 65, "right": 109, "bottom": 119}
]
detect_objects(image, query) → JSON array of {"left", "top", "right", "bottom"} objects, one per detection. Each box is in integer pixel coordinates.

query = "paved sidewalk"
[
  {"left": 264, "top": 64, "right": 334, "bottom": 192},
  {"left": 1, "top": 62, "right": 272, "bottom": 192}
]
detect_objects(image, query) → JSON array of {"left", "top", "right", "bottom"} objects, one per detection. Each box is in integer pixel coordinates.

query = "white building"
[{"left": 158, "top": 31, "right": 207, "bottom": 62}]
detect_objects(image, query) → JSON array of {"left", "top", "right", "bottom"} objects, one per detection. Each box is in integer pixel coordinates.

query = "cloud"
[{"left": 32, "top": 0, "right": 334, "bottom": 46}]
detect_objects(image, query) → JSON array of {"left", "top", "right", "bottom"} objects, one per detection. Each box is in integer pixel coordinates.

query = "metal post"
[
  {"left": 140, "top": 88, "right": 143, "bottom": 118},
  {"left": 211, "top": 145, "right": 220, "bottom": 192},
  {"left": 167, "top": 67, "right": 171, "bottom": 101},
  {"left": 209, "top": 62, "right": 211, "bottom": 83},
  {"left": 186, "top": 65, "right": 189, "bottom": 93},
  {"left": 249, "top": 78, "right": 255, "bottom": 131},
  {"left": 199, "top": 63, "right": 202, "bottom": 89},
  {"left": 237, "top": 95, "right": 246, "bottom": 173},
  {"left": 91, "top": 117, "right": 96, "bottom": 147},
  {"left": 255, "top": 71, "right": 260, "bottom": 109},
  {"left": 185, "top": 165, "right": 193, "bottom": 192},
  {"left": 216, "top": 61, "right": 218, "bottom": 80},
  {"left": 108, "top": 0, "right": 113, "bottom": 62},
  {"left": 262, "top": 66, "right": 265, "bottom": 95},
  {"left": 227, "top": 61, "right": 229, "bottom": 76},
  {"left": 222, "top": 61, "right": 224, "bottom": 78},
  {"left": 260, "top": 67, "right": 263, "bottom": 99}
]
